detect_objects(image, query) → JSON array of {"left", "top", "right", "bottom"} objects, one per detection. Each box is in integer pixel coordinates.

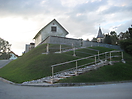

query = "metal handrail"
[{"left": 51, "top": 50, "right": 120, "bottom": 67}]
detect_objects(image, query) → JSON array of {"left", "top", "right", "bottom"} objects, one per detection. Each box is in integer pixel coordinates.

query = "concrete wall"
[
  {"left": 40, "top": 36, "right": 121, "bottom": 50},
  {"left": 42, "top": 36, "right": 82, "bottom": 47},
  {"left": 83, "top": 41, "right": 122, "bottom": 50}
]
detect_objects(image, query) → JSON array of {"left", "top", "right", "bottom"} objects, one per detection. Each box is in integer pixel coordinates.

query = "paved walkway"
[
  {"left": 0, "top": 80, "right": 132, "bottom": 99},
  {"left": 0, "top": 60, "right": 12, "bottom": 68}
]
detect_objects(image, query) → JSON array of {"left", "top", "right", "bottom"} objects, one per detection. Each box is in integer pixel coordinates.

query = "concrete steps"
[{"left": 22, "top": 60, "right": 109, "bottom": 85}]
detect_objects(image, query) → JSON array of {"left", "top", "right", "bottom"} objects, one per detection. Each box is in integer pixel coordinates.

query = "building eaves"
[{"left": 33, "top": 19, "right": 69, "bottom": 39}]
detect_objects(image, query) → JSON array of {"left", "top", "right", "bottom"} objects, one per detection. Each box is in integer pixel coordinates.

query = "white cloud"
[{"left": 0, "top": 0, "right": 131, "bottom": 55}]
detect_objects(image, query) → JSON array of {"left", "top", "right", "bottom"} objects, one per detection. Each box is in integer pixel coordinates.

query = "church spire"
[{"left": 97, "top": 26, "right": 104, "bottom": 38}]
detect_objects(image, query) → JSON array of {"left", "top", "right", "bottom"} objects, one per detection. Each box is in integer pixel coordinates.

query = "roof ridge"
[{"left": 33, "top": 19, "right": 69, "bottom": 39}]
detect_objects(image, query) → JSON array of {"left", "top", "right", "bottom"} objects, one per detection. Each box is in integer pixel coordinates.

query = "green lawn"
[
  {"left": 59, "top": 53, "right": 132, "bottom": 83},
  {"left": 0, "top": 44, "right": 131, "bottom": 83}
]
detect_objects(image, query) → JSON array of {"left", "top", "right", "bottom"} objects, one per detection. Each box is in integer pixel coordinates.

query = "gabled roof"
[
  {"left": 10, "top": 51, "right": 19, "bottom": 57},
  {"left": 33, "top": 19, "right": 69, "bottom": 39},
  {"left": 97, "top": 27, "right": 104, "bottom": 38}
]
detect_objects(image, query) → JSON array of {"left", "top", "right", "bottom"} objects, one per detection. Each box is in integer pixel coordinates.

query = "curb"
[
  {"left": 1, "top": 77, "right": 132, "bottom": 87},
  {"left": 0, "top": 77, "right": 15, "bottom": 85},
  {"left": 21, "top": 80, "right": 132, "bottom": 87}
]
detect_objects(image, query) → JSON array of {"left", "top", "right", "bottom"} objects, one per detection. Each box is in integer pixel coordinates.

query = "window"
[{"left": 51, "top": 26, "right": 57, "bottom": 32}]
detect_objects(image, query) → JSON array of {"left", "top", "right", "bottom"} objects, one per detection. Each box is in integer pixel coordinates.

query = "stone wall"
[{"left": 40, "top": 36, "right": 122, "bottom": 50}]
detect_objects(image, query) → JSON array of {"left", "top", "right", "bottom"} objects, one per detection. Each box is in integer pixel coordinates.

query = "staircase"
[
  {"left": 22, "top": 50, "right": 124, "bottom": 85},
  {"left": 45, "top": 60, "right": 109, "bottom": 84}
]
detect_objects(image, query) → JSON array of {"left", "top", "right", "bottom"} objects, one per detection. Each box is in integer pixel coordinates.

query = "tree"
[
  {"left": 110, "top": 31, "right": 118, "bottom": 45},
  {"left": 0, "top": 38, "right": 11, "bottom": 59},
  {"left": 120, "top": 25, "right": 132, "bottom": 56},
  {"left": 91, "top": 37, "right": 97, "bottom": 42},
  {"left": 118, "top": 31, "right": 130, "bottom": 40},
  {"left": 103, "top": 34, "right": 112, "bottom": 44},
  {"left": 120, "top": 39, "right": 132, "bottom": 55},
  {"left": 128, "top": 26, "right": 132, "bottom": 38},
  {"left": 110, "top": 31, "right": 117, "bottom": 36}
]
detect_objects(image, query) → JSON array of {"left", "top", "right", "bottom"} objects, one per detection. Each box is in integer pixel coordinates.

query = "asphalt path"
[
  {"left": 0, "top": 80, "right": 132, "bottom": 99},
  {"left": 0, "top": 60, "right": 11, "bottom": 68}
]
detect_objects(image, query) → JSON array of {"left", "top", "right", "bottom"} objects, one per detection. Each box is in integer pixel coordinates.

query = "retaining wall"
[{"left": 40, "top": 36, "right": 122, "bottom": 50}]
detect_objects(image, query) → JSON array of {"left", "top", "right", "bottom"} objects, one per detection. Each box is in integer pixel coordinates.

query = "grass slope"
[
  {"left": 59, "top": 53, "right": 132, "bottom": 83},
  {"left": 0, "top": 44, "right": 132, "bottom": 83},
  {"left": 0, "top": 44, "right": 78, "bottom": 83}
]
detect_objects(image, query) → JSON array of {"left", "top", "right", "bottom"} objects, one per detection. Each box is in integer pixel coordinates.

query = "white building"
[
  {"left": 25, "top": 43, "right": 35, "bottom": 53},
  {"left": 33, "top": 19, "right": 69, "bottom": 46},
  {"left": 9, "top": 51, "right": 18, "bottom": 60}
]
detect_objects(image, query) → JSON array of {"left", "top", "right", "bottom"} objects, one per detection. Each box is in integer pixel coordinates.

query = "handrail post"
[
  {"left": 73, "top": 47, "right": 76, "bottom": 56},
  {"left": 94, "top": 55, "right": 97, "bottom": 69},
  {"left": 60, "top": 44, "right": 62, "bottom": 53},
  {"left": 95, "top": 55, "right": 96, "bottom": 65},
  {"left": 110, "top": 51, "right": 111, "bottom": 61},
  {"left": 98, "top": 51, "right": 99, "bottom": 61},
  {"left": 46, "top": 43, "right": 49, "bottom": 54},
  {"left": 91, "top": 42, "right": 93, "bottom": 47},
  {"left": 121, "top": 51, "right": 126, "bottom": 63},
  {"left": 121, "top": 51, "right": 123, "bottom": 60},
  {"left": 75, "top": 60, "right": 78, "bottom": 76},
  {"left": 105, "top": 52, "right": 107, "bottom": 61},
  {"left": 72, "top": 43, "right": 73, "bottom": 48},
  {"left": 109, "top": 51, "right": 112, "bottom": 65},
  {"left": 51, "top": 66, "right": 54, "bottom": 84}
]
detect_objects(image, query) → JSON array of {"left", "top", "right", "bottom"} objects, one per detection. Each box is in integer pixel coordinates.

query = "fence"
[
  {"left": 41, "top": 36, "right": 82, "bottom": 47},
  {"left": 50, "top": 50, "right": 124, "bottom": 84},
  {"left": 83, "top": 41, "right": 122, "bottom": 50},
  {"left": 40, "top": 36, "right": 122, "bottom": 50}
]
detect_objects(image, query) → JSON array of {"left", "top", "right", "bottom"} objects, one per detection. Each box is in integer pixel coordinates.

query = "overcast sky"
[{"left": 0, "top": 0, "right": 132, "bottom": 55}]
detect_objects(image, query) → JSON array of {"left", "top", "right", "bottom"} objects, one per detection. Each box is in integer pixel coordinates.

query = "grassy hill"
[
  {"left": 0, "top": 44, "right": 132, "bottom": 83},
  {"left": 59, "top": 62, "right": 132, "bottom": 83}
]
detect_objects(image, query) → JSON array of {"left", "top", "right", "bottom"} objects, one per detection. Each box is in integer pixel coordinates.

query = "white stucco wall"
[
  {"left": 41, "top": 20, "right": 68, "bottom": 44},
  {"left": 97, "top": 38, "right": 104, "bottom": 43},
  {"left": 35, "top": 34, "right": 42, "bottom": 47},
  {"left": 34, "top": 20, "right": 68, "bottom": 46},
  {"left": 10, "top": 53, "right": 18, "bottom": 60}
]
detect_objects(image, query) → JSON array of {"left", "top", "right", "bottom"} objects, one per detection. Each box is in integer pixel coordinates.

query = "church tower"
[{"left": 96, "top": 26, "right": 104, "bottom": 43}]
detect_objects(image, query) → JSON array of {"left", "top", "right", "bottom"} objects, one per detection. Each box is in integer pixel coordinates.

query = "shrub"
[{"left": 120, "top": 38, "right": 132, "bottom": 55}]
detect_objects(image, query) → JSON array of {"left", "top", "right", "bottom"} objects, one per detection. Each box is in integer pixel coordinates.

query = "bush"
[
  {"left": 126, "top": 45, "right": 132, "bottom": 55},
  {"left": 120, "top": 38, "right": 132, "bottom": 55}
]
